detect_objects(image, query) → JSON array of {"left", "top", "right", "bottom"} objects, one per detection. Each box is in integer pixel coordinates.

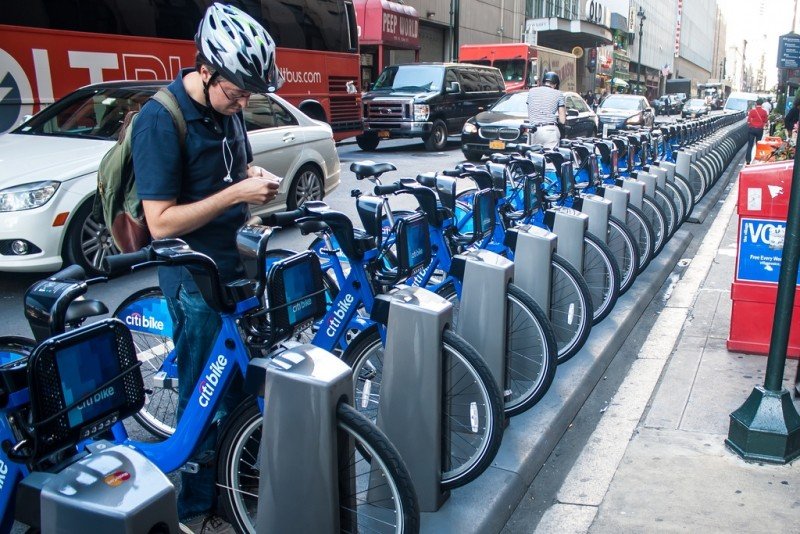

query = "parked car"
[
  {"left": 723, "top": 91, "right": 759, "bottom": 112},
  {"left": 358, "top": 63, "right": 506, "bottom": 152},
  {"left": 681, "top": 98, "right": 710, "bottom": 118},
  {"left": 596, "top": 94, "right": 654, "bottom": 131},
  {"left": 460, "top": 91, "right": 598, "bottom": 161},
  {"left": 651, "top": 95, "right": 681, "bottom": 115},
  {"left": 0, "top": 80, "right": 340, "bottom": 274}
]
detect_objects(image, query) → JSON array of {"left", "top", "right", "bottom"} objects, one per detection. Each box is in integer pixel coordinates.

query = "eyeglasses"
[{"left": 218, "top": 83, "right": 252, "bottom": 102}]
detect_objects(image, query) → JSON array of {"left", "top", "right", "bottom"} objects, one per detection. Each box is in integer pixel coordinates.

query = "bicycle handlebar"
[
  {"left": 374, "top": 183, "right": 404, "bottom": 196},
  {"left": 262, "top": 208, "right": 305, "bottom": 228},
  {"left": 103, "top": 248, "right": 154, "bottom": 277}
]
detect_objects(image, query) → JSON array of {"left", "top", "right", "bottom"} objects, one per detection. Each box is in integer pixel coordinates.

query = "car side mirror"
[
  {"left": 447, "top": 81, "right": 461, "bottom": 94},
  {"left": 566, "top": 109, "right": 579, "bottom": 117}
]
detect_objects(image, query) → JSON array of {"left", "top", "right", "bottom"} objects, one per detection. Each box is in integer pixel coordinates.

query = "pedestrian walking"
[
  {"left": 784, "top": 94, "right": 800, "bottom": 138},
  {"left": 526, "top": 71, "right": 566, "bottom": 149},
  {"left": 131, "top": 3, "right": 282, "bottom": 532},
  {"left": 745, "top": 98, "right": 769, "bottom": 165}
]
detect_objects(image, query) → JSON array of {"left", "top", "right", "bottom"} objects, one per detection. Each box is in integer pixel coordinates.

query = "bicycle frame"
[{"left": 0, "top": 392, "right": 32, "bottom": 531}]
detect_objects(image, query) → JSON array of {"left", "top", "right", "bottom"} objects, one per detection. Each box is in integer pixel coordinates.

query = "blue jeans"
[{"left": 167, "top": 284, "right": 242, "bottom": 520}]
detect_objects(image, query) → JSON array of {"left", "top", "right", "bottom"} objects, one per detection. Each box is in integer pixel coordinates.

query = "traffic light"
[{"left": 587, "top": 48, "right": 597, "bottom": 72}]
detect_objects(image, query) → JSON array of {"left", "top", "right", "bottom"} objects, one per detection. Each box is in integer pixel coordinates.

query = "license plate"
[
  {"left": 489, "top": 140, "right": 506, "bottom": 150},
  {"left": 378, "top": 130, "right": 390, "bottom": 139}
]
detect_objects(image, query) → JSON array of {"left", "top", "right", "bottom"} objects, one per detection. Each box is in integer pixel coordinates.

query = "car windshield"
[
  {"left": 687, "top": 99, "right": 705, "bottom": 107},
  {"left": 372, "top": 66, "right": 444, "bottom": 92},
  {"left": 599, "top": 96, "right": 640, "bottom": 110},
  {"left": 13, "top": 87, "right": 155, "bottom": 141},
  {"left": 725, "top": 98, "right": 750, "bottom": 111},
  {"left": 490, "top": 92, "right": 528, "bottom": 114}
]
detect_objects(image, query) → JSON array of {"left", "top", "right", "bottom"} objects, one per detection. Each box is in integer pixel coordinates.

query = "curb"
[
  {"left": 420, "top": 229, "right": 694, "bottom": 533},
  {"left": 687, "top": 145, "right": 746, "bottom": 224}
]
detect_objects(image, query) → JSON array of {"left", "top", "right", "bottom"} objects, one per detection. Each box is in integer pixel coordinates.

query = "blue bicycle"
[{"left": 1, "top": 233, "right": 420, "bottom": 534}]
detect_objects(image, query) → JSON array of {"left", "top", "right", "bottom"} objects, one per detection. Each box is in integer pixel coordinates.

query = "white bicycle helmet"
[{"left": 196, "top": 2, "right": 282, "bottom": 93}]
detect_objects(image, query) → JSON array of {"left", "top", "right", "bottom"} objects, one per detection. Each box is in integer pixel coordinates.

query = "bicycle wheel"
[
  {"left": 664, "top": 180, "right": 688, "bottom": 226},
  {"left": 550, "top": 254, "right": 593, "bottom": 364},
  {"left": 654, "top": 186, "right": 679, "bottom": 238},
  {"left": 685, "top": 164, "right": 706, "bottom": 203},
  {"left": 114, "top": 287, "right": 177, "bottom": 439},
  {"left": 216, "top": 400, "right": 421, "bottom": 533},
  {"left": 435, "top": 283, "right": 558, "bottom": 417},
  {"left": 343, "top": 327, "right": 504, "bottom": 489},
  {"left": 672, "top": 174, "right": 696, "bottom": 220},
  {"left": 583, "top": 232, "right": 620, "bottom": 325},
  {"left": 625, "top": 205, "right": 655, "bottom": 274},
  {"left": 607, "top": 216, "right": 639, "bottom": 295},
  {"left": 641, "top": 196, "right": 667, "bottom": 256}
]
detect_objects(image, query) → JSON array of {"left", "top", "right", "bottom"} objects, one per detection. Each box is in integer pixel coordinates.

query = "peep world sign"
[{"left": 736, "top": 218, "right": 800, "bottom": 285}]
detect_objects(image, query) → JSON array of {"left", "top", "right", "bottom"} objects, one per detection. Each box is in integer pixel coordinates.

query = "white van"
[{"left": 723, "top": 91, "right": 759, "bottom": 112}]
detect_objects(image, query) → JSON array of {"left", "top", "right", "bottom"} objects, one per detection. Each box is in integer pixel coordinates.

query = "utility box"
[{"left": 728, "top": 161, "right": 800, "bottom": 357}]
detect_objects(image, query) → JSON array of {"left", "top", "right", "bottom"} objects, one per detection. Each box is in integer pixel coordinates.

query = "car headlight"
[
  {"left": 0, "top": 181, "right": 60, "bottom": 212},
  {"left": 462, "top": 121, "right": 478, "bottom": 134},
  {"left": 625, "top": 114, "right": 642, "bottom": 125},
  {"left": 413, "top": 104, "right": 430, "bottom": 121}
]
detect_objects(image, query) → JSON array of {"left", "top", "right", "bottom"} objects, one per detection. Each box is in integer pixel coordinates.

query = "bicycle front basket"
[
  {"left": 393, "top": 211, "right": 431, "bottom": 280},
  {"left": 27, "top": 318, "right": 144, "bottom": 460},
  {"left": 266, "top": 251, "right": 327, "bottom": 338}
]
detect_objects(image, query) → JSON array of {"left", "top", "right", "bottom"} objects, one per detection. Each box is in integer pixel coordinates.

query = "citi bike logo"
[
  {"left": 198, "top": 355, "right": 228, "bottom": 407},
  {"left": 410, "top": 247, "right": 424, "bottom": 261},
  {"left": 76, "top": 386, "right": 116, "bottom": 412},
  {"left": 0, "top": 458, "right": 7, "bottom": 492},
  {"left": 290, "top": 298, "right": 313, "bottom": 315},
  {"left": 125, "top": 312, "right": 165, "bottom": 331},
  {"left": 326, "top": 293, "right": 355, "bottom": 337}
]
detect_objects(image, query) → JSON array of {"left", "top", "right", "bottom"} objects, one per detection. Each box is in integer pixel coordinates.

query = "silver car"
[{"left": 0, "top": 80, "right": 340, "bottom": 274}]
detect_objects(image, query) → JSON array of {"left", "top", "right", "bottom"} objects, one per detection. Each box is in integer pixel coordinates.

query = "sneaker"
[{"left": 180, "top": 514, "right": 236, "bottom": 534}]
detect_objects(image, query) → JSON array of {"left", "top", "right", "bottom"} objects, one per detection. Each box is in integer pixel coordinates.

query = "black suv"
[{"left": 357, "top": 63, "right": 506, "bottom": 151}]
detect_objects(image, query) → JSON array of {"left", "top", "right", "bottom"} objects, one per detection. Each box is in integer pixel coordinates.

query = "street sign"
[{"left": 778, "top": 33, "right": 800, "bottom": 69}]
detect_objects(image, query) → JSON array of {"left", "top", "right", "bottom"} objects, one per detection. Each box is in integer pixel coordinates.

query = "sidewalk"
[{"left": 535, "top": 164, "right": 800, "bottom": 532}]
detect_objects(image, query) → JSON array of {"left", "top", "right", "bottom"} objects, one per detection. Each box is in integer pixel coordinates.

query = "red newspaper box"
[{"left": 728, "top": 161, "right": 800, "bottom": 357}]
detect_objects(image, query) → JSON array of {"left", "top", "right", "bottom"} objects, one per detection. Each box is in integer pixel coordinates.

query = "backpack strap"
[{"left": 151, "top": 88, "right": 187, "bottom": 152}]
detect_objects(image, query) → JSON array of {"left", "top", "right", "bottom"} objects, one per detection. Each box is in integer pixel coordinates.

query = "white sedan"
[{"left": 0, "top": 80, "right": 340, "bottom": 273}]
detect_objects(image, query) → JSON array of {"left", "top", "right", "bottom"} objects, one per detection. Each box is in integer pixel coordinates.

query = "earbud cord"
[{"left": 222, "top": 137, "right": 233, "bottom": 183}]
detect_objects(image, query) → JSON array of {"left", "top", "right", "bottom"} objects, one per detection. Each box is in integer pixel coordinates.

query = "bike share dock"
[{"left": 419, "top": 139, "right": 749, "bottom": 533}]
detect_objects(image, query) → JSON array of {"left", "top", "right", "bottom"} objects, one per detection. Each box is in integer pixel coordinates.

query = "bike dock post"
[
  {"left": 675, "top": 150, "right": 693, "bottom": 185},
  {"left": 647, "top": 166, "right": 668, "bottom": 191},
  {"left": 598, "top": 184, "right": 631, "bottom": 222},
  {"left": 545, "top": 207, "right": 589, "bottom": 272},
  {"left": 504, "top": 224, "right": 557, "bottom": 314},
  {"left": 371, "top": 286, "right": 453, "bottom": 511},
  {"left": 450, "top": 249, "right": 514, "bottom": 395},
  {"left": 634, "top": 171, "right": 658, "bottom": 199},
  {"left": 659, "top": 161, "right": 677, "bottom": 183},
  {"left": 619, "top": 178, "right": 646, "bottom": 211},
  {"left": 16, "top": 442, "right": 180, "bottom": 532},
  {"left": 246, "top": 344, "right": 354, "bottom": 532},
  {"left": 574, "top": 194, "right": 612, "bottom": 244}
]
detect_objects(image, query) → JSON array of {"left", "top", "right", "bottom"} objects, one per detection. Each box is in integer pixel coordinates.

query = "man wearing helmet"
[
  {"left": 132, "top": 4, "right": 281, "bottom": 532},
  {"left": 526, "top": 71, "right": 567, "bottom": 148}
]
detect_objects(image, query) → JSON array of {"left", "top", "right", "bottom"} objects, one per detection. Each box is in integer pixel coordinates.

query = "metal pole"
[
  {"left": 636, "top": 7, "right": 645, "bottom": 95},
  {"left": 726, "top": 143, "right": 800, "bottom": 464}
]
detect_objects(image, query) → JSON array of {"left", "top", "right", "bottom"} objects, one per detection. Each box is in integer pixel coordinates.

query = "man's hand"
[{"left": 233, "top": 176, "right": 281, "bottom": 205}]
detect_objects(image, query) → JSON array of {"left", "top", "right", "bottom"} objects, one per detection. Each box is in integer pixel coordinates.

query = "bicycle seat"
[
  {"left": 65, "top": 299, "right": 109, "bottom": 325},
  {"left": 350, "top": 161, "right": 396, "bottom": 181}
]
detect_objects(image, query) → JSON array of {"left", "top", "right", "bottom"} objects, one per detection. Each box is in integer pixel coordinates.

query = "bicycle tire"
[
  {"left": 583, "top": 232, "right": 620, "bottom": 324},
  {"left": 641, "top": 196, "right": 667, "bottom": 256},
  {"left": 435, "top": 283, "right": 558, "bottom": 417},
  {"left": 607, "top": 216, "right": 639, "bottom": 295},
  {"left": 654, "top": 186, "right": 679, "bottom": 238},
  {"left": 114, "top": 287, "right": 177, "bottom": 439},
  {"left": 550, "top": 254, "right": 593, "bottom": 364},
  {"left": 0, "top": 336, "right": 34, "bottom": 362},
  {"left": 216, "top": 400, "right": 421, "bottom": 533},
  {"left": 672, "top": 174, "right": 696, "bottom": 220},
  {"left": 625, "top": 205, "right": 655, "bottom": 274},
  {"left": 664, "top": 180, "right": 688, "bottom": 226},
  {"left": 684, "top": 164, "right": 706, "bottom": 203},
  {"left": 342, "top": 327, "right": 504, "bottom": 489}
]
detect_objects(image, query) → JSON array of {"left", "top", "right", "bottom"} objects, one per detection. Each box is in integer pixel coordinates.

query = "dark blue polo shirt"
[{"left": 132, "top": 69, "right": 253, "bottom": 297}]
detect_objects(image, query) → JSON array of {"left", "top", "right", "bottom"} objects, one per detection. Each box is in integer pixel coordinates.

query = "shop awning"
[
  {"left": 354, "top": 0, "right": 420, "bottom": 49},
  {"left": 612, "top": 78, "right": 629, "bottom": 87}
]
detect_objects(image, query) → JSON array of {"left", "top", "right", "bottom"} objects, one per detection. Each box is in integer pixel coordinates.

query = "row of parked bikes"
[{"left": 0, "top": 112, "right": 748, "bottom": 533}]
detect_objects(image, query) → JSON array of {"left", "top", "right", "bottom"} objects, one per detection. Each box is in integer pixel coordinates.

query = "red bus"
[{"left": 0, "top": 0, "right": 362, "bottom": 140}]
